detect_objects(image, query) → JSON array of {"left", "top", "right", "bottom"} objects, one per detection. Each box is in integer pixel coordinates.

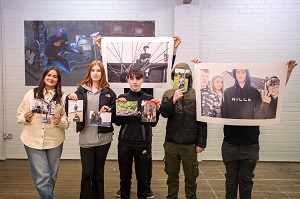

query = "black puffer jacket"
[
  {"left": 160, "top": 63, "right": 207, "bottom": 148},
  {"left": 65, "top": 86, "right": 116, "bottom": 133},
  {"left": 115, "top": 89, "right": 159, "bottom": 147}
]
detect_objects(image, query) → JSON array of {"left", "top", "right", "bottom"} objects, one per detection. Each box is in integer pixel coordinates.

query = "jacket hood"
[
  {"left": 48, "top": 28, "right": 68, "bottom": 43},
  {"left": 171, "top": 63, "right": 193, "bottom": 89},
  {"left": 232, "top": 69, "right": 251, "bottom": 89}
]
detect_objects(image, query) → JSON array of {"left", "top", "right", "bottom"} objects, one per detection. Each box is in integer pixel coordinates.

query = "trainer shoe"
[
  {"left": 115, "top": 190, "right": 121, "bottom": 198},
  {"left": 146, "top": 189, "right": 154, "bottom": 199}
]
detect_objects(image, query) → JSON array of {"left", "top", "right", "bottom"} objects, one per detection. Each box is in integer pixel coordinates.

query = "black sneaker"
[
  {"left": 146, "top": 189, "right": 154, "bottom": 199},
  {"left": 115, "top": 190, "right": 121, "bottom": 198}
]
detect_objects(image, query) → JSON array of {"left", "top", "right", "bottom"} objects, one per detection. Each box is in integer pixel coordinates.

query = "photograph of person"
[
  {"left": 255, "top": 76, "right": 280, "bottom": 119},
  {"left": 211, "top": 75, "right": 224, "bottom": 103},
  {"left": 101, "top": 37, "right": 174, "bottom": 87},
  {"left": 200, "top": 69, "right": 221, "bottom": 117},
  {"left": 194, "top": 62, "right": 288, "bottom": 126},
  {"left": 221, "top": 69, "right": 262, "bottom": 119}
]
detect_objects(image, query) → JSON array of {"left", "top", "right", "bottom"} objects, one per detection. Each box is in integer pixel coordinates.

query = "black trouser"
[
  {"left": 147, "top": 143, "right": 152, "bottom": 191},
  {"left": 80, "top": 142, "right": 111, "bottom": 199},
  {"left": 118, "top": 144, "right": 150, "bottom": 199},
  {"left": 222, "top": 141, "right": 259, "bottom": 199}
]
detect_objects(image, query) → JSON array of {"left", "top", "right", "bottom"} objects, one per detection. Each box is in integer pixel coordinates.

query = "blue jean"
[{"left": 24, "top": 143, "right": 63, "bottom": 199}]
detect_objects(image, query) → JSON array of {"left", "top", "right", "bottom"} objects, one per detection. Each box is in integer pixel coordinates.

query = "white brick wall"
[
  {"left": 1, "top": 0, "right": 300, "bottom": 161},
  {"left": 0, "top": 0, "right": 4, "bottom": 160},
  {"left": 174, "top": 0, "right": 300, "bottom": 161}
]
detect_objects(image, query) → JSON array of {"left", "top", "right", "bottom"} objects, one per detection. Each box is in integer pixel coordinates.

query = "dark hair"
[
  {"left": 77, "top": 60, "right": 110, "bottom": 89},
  {"left": 34, "top": 66, "right": 63, "bottom": 105},
  {"left": 266, "top": 76, "right": 280, "bottom": 88},
  {"left": 127, "top": 67, "right": 144, "bottom": 80}
]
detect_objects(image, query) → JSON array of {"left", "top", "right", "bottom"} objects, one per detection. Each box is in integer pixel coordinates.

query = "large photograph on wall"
[
  {"left": 194, "top": 63, "right": 287, "bottom": 126},
  {"left": 101, "top": 37, "right": 173, "bottom": 88},
  {"left": 24, "top": 20, "right": 155, "bottom": 86}
]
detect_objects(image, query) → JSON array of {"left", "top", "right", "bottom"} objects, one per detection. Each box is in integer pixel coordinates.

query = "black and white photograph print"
[
  {"left": 31, "top": 99, "right": 56, "bottom": 115},
  {"left": 102, "top": 37, "right": 174, "bottom": 88},
  {"left": 194, "top": 63, "right": 287, "bottom": 126}
]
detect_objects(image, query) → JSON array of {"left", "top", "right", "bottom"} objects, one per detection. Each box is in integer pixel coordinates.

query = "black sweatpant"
[
  {"left": 118, "top": 144, "right": 150, "bottom": 199},
  {"left": 222, "top": 141, "right": 259, "bottom": 199}
]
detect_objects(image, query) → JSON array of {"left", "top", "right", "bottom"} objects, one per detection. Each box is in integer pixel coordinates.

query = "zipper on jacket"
[
  {"left": 180, "top": 95, "right": 185, "bottom": 143},
  {"left": 142, "top": 125, "right": 146, "bottom": 141}
]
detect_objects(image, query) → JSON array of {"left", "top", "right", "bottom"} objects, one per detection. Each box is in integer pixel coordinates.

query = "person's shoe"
[
  {"left": 146, "top": 189, "right": 154, "bottom": 199},
  {"left": 115, "top": 190, "right": 121, "bottom": 198}
]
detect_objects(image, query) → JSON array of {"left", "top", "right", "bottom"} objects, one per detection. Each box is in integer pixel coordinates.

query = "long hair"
[
  {"left": 33, "top": 66, "right": 63, "bottom": 104},
  {"left": 211, "top": 75, "right": 224, "bottom": 94},
  {"left": 77, "top": 60, "right": 110, "bottom": 89}
]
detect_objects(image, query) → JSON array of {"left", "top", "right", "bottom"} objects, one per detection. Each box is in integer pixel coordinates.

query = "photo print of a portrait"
[{"left": 194, "top": 63, "right": 287, "bottom": 126}]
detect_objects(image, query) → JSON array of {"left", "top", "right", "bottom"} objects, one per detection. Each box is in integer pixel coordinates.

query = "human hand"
[
  {"left": 24, "top": 111, "right": 34, "bottom": 122},
  {"left": 151, "top": 98, "right": 161, "bottom": 109},
  {"left": 287, "top": 59, "right": 297, "bottom": 72},
  {"left": 68, "top": 93, "right": 78, "bottom": 101},
  {"left": 100, "top": 105, "right": 111, "bottom": 113},
  {"left": 53, "top": 114, "right": 61, "bottom": 125},
  {"left": 94, "top": 35, "right": 102, "bottom": 50},
  {"left": 172, "top": 36, "right": 181, "bottom": 49},
  {"left": 191, "top": 58, "right": 202, "bottom": 64},
  {"left": 261, "top": 91, "right": 271, "bottom": 104},
  {"left": 173, "top": 88, "right": 185, "bottom": 104},
  {"left": 196, "top": 146, "right": 205, "bottom": 153}
]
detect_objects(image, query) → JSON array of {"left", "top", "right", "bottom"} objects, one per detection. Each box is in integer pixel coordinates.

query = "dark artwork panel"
[{"left": 24, "top": 20, "right": 155, "bottom": 86}]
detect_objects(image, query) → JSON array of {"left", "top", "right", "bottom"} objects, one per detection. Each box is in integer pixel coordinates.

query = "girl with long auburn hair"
[
  {"left": 17, "top": 66, "right": 69, "bottom": 199},
  {"left": 66, "top": 60, "right": 116, "bottom": 199}
]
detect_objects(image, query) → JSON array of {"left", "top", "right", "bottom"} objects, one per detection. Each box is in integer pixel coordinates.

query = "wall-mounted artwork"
[
  {"left": 194, "top": 63, "right": 287, "bottom": 126},
  {"left": 24, "top": 20, "right": 155, "bottom": 86},
  {"left": 101, "top": 37, "right": 173, "bottom": 88}
]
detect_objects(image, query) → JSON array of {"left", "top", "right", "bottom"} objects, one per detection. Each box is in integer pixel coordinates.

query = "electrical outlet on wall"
[{"left": 3, "top": 133, "right": 12, "bottom": 139}]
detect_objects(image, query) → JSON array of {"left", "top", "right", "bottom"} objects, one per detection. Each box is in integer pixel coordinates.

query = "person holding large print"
[
  {"left": 160, "top": 62, "right": 207, "bottom": 199},
  {"left": 17, "top": 66, "right": 69, "bottom": 199},
  {"left": 115, "top": 67, "right": 161, "bottom": 199},
  {"left": 67, "top": 60, "right": 117, "bottom": 199},
  {"left": 194, "top": 59, "right": 297, "bottom": 199}
]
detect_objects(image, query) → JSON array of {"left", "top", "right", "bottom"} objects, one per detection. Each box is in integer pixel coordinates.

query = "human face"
[
  {"left": 128, "top": 75, "right": 143, "bottom": 92},
  {"left": 268, "top": 84, "right": 279, "bottom": 98},
  {"left": 91, "top": 65, "right": 102, "bottom": 83},
  {"left": 54, "top": 40, "right": 64, "bottom": 47},
  {"left": 44, "top": 70, "right": 58, "bottom": 90},
  {"left": 213, "top": 77, "right": 223, "bottom": 91},
  {"left": 200, "top": 70, "right": 209, "bottom": 89},
  {"left": 235, "top": 69, "right": 247, "bottom": 83}
]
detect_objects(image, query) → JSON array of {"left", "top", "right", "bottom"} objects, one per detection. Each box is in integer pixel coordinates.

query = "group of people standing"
[{"left": 17, "top": 34, "right": 297, "bottom": 199}]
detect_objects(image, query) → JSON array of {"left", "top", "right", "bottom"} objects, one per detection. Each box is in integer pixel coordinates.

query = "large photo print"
[
  {"left": 195, "top": 63, "right": 287, "bottom": 126},
  {"left": 24, "top": 20, "right": 155, "bottom": 86},
  {"left": 101, "top": 37, "right": 174, "bottom": 88}
]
